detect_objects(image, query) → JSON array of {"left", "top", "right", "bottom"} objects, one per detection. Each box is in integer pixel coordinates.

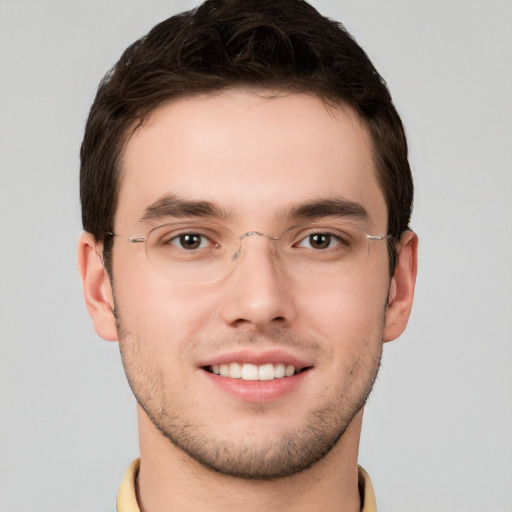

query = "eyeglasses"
[{"left": 108, "top": 221, "right": 388, "bottom": 283}]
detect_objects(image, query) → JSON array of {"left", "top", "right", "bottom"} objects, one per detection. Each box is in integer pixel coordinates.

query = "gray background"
[{"left": 1, "top": 1, "right": 511, "bottom": 511}]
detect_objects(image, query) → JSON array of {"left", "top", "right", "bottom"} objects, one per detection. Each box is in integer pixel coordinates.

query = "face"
[{"left": 109, "top": 91, "right": 393, "bottom": 478}]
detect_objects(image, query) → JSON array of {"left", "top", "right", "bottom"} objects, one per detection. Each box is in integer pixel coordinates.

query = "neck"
[{"left": 136, "top": 407, "right": 364, "bottom": 512}]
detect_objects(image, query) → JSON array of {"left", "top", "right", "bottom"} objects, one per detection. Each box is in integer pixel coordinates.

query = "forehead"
[{"left": 116, "top": 90, "right": 387, "bottom": 231}]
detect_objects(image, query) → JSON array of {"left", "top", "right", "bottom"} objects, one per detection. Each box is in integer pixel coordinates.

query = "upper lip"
[{"left": 198, "top": 349, "right": 314, "bottom": 370}]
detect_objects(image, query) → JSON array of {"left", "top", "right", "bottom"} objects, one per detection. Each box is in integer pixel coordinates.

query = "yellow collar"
[{"left": 117, "top": 458, "right": 377, "bottom": 512}]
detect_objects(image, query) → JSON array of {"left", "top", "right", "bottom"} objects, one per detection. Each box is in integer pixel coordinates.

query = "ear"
[
  {"left": 77, "top": 232, "right": 118, "bottom": 342},
  {"left": 384, "top": 230, "right": 418, "bottom": 342}
]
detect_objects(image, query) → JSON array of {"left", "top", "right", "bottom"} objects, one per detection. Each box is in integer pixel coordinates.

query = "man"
[{"left": 78, "top": 0, "right": 417, "bottom": 510}]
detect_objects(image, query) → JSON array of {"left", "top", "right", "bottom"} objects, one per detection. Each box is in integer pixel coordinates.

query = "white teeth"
[
  {"left": 210, "top": 362, "right": 298, "bottom": 380},
  {"left": 258, "top": 363, "right": 274, "bottom": 381},
  {"left": 274, "top": 363, "right": 285, "bottom": 378},
  {"left": 241, "top": 363, "right": 259, "bottom": 381},
  {"left": 229, "top": 362, "right": 242, "bottom": 378},
  {"left": 219, "top": 364, "right": 230, "bottom": 377}
]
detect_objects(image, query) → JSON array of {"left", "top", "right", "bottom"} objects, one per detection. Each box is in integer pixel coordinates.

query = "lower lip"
[{"left": 201, "top": 369, "right": 310, "bottom": 403}]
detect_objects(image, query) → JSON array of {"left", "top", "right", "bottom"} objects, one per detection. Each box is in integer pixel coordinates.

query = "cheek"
[
  {"left": 293, "top": 271, "right": 389, "bottom": 350},
  {"left": 112, "top": 250, "right": 218, "bottom": 354}
]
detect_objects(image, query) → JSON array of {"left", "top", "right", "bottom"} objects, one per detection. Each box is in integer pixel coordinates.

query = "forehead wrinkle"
[{"left": 139, "top": 193, "right": 233, "bottom": 223}]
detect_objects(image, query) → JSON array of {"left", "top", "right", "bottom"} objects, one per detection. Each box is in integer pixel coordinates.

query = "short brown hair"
[{"left": 80, "top": 0, "right": 413, "bottom": 274}]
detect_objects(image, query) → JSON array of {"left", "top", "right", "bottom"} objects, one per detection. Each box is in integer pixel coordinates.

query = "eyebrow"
[
  {"left": 280, "top": 198, "right": 369, "bottom": 222},
  {"left": 140, "top": 194, "right": 369, "bottom": 225},
  {"left": 140, "top": 194, "right": 232, "bottom": 222}
]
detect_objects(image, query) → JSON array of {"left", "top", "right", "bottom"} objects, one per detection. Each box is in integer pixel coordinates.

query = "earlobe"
[
  {"left": 77, "top": 233, "right": 118, "bottom": 342},
  {"left": 384, "top": 230, "right": 418, "bottom": 342}
]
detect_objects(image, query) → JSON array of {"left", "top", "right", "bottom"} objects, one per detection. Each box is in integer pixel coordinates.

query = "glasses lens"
[
  {"left": 145, "top": 222, "right": 234, "bottom": 281},
  {"left": 144, "top": 222, "right": 384, "bottom": 282},
  {"left": 279, "top": 224, "right": 374, "bottom": 276}
]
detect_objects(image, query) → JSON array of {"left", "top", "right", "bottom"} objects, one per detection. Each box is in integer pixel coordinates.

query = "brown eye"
[
  {"left": 171, "top": 233, "right": 208, "bottom": 250},
  {"left": 308, "top": 233, "right": 331, "bottom": 249}
]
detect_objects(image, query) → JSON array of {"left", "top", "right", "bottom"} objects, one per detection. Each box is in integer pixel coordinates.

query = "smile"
[{"left": 207, "top": 362, "right": 306, "bottom": 381}]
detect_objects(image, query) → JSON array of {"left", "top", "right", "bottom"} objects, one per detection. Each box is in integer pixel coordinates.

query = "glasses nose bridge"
[{"left": 232, "top": 231, "right": 280, "bottom": 262}]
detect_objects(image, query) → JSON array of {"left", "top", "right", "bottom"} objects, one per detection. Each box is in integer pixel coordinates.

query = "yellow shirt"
[{"left": 117, "top": 458, "right": 376, "bottom": 512}]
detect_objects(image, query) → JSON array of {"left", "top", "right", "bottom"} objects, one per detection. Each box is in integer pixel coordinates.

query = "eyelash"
[
  {"left": 159, "top": 230, "right": 352, "bottom": 251},
  {"left": 295, "top": 232, "right": 345, "bottom": 250},
  {"left": 165, "top": 232, "right": 216, "bottom": 249}
]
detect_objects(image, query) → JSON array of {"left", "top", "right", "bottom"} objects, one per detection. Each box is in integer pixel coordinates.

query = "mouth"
[{"left": 204, "top": 362, "right": 311, "bottom": 381}]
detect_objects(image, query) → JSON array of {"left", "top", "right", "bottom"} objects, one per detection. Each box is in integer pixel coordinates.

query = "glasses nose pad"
[
  {"left": 231, "top": 231, "right": 279, "bottom": 262},
  {"left": 232, "top": 245, "right": 242, "bottom": 262}
]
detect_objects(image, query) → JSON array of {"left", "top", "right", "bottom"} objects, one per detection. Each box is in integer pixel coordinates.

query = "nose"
[{"left": 220, "top": 232, "right": 296, "bottom": 332}]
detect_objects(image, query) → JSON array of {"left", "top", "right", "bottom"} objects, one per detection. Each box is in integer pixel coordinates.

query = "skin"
[{"left": 79, "top": 90, "right": 417, "bottom": 512}]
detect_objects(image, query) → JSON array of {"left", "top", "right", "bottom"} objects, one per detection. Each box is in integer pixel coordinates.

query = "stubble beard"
[{"left": 115, "top": 305, "right": 384, "bottom": 481}]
